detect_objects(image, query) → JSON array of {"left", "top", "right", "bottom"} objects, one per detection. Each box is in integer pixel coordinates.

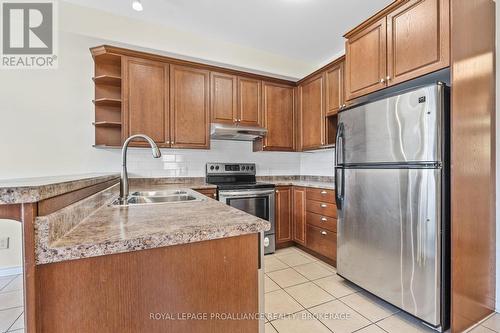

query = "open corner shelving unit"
[
  {"left": 91, "top": 50, "right": 123, "bottom": 147},
  {"left": 325, "top": 114, "right": 338, "bottom": 147}
]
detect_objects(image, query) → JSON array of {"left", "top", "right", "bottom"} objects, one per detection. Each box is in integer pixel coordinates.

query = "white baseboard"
[{"left": 0, "top": 266, "right": 22, "bottom": 277}]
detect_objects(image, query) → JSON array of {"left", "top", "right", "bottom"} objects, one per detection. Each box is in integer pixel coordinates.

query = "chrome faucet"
[{"left": 119, "top": 134, "right": 161, "bottom": 204}]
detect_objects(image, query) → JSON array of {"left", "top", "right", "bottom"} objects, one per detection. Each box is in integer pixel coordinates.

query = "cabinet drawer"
[
  {"left": 194, "top": 189, "right": 217, "bottom": 199},
  {"left": 307, "top": 212, "right": 337, "bottom": 232},
  {"left": 306, "top": 188, "right": 335, "bottom": 203},
  {"left": 306, "top": 200, "right": 337, "bottom": 218},
  {"left": 306, "top": 224, "right": 336, "bottom": 260}
]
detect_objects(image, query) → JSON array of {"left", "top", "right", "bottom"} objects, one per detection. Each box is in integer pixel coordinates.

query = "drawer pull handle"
[
  {"left": 320, "top": 204, "right": 327, "bottom": 208},
  {"left": 320, "top": 191, "right": 327, "bottom": 195},
  {"left": 321, "top": 231, "right": 327, "bottom": 236},
  {"left": 212, "top": 193, "right": 217, "bottom": 197},
  {"left": 321, "top": 217, "right": 327, "bottom": 222}
]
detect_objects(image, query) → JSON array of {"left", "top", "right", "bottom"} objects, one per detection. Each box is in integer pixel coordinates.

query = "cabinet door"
[
  {"left": 210, "top": 72, "right": 237, "bottom": 124},
  {"left": 299, "top": 74, "right": 325, "bottom": 150},
  {"left": 293, "top": 187, "right": 306, "bottom": 246},
  {"left": 326, "top": 61, "right": 344, "bottom": 116},
  {"left": 387, "top": 0, "right": 450, "bottom": 85},
  {"left": 276, "top": 186, "right": 293, "bottom": 244},
  {"left": 123, "top": 57, "right": 170, "bottom": 147},
  {"left": 262, "top": 82, "right": 295, "bottom": 151},
  {"left": 345, "top": 17, "right": 387, "bottom": 100},
  {"left": 170, "top": 65, "right": 210, "bottom": 149},
  {"left": 237, "top": 77, "right": 262, "bottom": 126}
]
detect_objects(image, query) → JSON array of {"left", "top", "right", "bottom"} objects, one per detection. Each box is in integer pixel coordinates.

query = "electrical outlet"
[{"left": 0, "top": 237, "right": 9, "bottom": 250}]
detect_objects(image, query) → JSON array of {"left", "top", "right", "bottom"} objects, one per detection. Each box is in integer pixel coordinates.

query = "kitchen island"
[{"left": 0, "top": 174, "right": 269, "bottom": 333}]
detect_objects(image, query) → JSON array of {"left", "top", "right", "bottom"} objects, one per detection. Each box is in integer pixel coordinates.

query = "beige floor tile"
[
  {"left": 313, "top": 275, "right": 360, "bottom": 298},
  {"left": 292, "top": 249, "right": 319, "bottom": 261},
  {"left": 265, "top": 322, "right": 278, "bottom": 333},
  {"left": 2, "top": 276, "right": 23, "bottom": 293},
  {"left": 265, "top": 257, "right": 288, "bottom": 273},
  {"left": 0, "top": 291, "right": 23, "bottom": 311},
  {"left": 0, "top": 307, "right": 23, "bottom": 332},
  {"left": 293, "top": 262, "right": 334, "bottom": 280},
  {"left": 267, "top": 268, "right": 308, "bottom": 288},
  {"left": 274, "top": 247, "right": 300, "bottom": 257},
  {"left": 483, "top": 314, "right": 500, "bottom": 332},
  {"left": 0, "top": 276, "right": 16, "bottom": 291},
  {"left": 8, "top": 312, "right": 24, "bottom": 331},
  {"left": 309, "top": 299, "right": 371, "bottom": 333},
  {"left": 284, "top": 282, "right": 335, "bottom": 309},
  {"left": 265, "top": 290, "right": 304, "bottom": 320},
  {"left": 278, "top": 253, "right": 315, "bottom": 267},
  {"left": 265, "top": 276, "right": 281, "bottom": 293},
  {"left": 377, "top": 312, "right": 436, "bottom": 333},
  {"left": 315, "top": 260, "right": 337, "bottom": 273},
  {"left": 340, "top": 291, "right": 399, "bottom": 322},
  {"left": 271, "top": 310, "right": 331, "bottom": 333},
  {"left": 468, "top": 326, "right": 496, "bottom": 333},
  {"left": 355, "top": 324, "right": 388, "bottom": 333}
]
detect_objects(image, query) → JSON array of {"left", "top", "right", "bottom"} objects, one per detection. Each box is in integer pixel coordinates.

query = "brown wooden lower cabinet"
[
  {"left": 275, "top": 186, "right": 293, "bottom": 244},
  {"left": 276, "top": 186, "right": 337, "bottom": 264},
  {"left": 292, "top": 187, "right": 306, "bottom": 246},
  {"left": 306, "top": 224, "right": 337, "bottom": 261},
  {"left": 36, "top": 234, "right": 259, "bottom": 333},
  {"left": 194, "top": 188, "right": 217, "bottom": 199}
]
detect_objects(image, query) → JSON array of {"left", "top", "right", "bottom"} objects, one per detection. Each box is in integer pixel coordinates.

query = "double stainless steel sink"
[{"left": 111, "top": 190, "right": 205, "bottom": 206}]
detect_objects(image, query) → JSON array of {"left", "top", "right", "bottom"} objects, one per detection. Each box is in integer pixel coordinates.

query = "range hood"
[{"left": 210, "top": 123, "right": 267, "bottom": 141}]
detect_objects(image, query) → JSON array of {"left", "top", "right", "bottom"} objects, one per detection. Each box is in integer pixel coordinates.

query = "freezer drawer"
[
  {"left": 337, "top": 84, "right": 444, "bottom": 165},
  {"left": 337, "top": 167, "right": 442, "bottom": 326}
]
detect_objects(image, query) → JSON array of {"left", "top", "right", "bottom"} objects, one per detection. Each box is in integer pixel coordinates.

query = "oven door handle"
[{"left": 219, "top": 190, "right": 275, "bottom": 197}]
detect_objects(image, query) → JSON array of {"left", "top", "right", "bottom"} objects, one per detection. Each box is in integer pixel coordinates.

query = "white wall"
[{"left": 300, "top": 149, "right": 335, "bottom": 177}]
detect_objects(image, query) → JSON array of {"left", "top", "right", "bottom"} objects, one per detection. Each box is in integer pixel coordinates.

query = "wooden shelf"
[
  {"left": 92, "top": 98, "right": 122, "bottom": 107},
  {"left": 93, "top": 121, "right": 122, "bottom": 128},
  {"left": 93, "top": 75, "right": 121, "bottom": 86}
]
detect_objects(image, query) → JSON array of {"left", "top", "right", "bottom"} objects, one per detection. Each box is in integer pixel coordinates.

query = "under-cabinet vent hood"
[{"left": 210, "top": 123, "right": 267, "bottom": 141}]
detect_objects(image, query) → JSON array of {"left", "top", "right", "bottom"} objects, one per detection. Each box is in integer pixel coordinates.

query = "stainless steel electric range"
[{"left": 206, "top": 163, "right": 275, "bottom": 254}]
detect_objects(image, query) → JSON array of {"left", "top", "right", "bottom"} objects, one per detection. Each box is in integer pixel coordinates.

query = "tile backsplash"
[{"left": 125, "top": 140, "right": 334, "bottom": 178}]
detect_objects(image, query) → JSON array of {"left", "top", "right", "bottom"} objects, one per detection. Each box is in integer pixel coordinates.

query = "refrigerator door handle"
[
  {"left": 335, "top": 123, "right": 344, "bottom": 166},
  {"left": 335, "top": 167, "right": 344, "bottom": 208}
]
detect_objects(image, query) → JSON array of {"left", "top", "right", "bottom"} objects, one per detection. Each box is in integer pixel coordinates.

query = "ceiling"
[{"left": 64, "top": 0, "right": 392, "bottom": 66}]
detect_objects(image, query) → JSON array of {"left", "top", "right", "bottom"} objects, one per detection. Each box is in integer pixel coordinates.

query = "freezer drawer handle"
[{"left": 321, "top": 231, "right": 327, "bottom": 236}]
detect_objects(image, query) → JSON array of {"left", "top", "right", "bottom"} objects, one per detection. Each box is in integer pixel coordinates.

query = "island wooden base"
[{"left": 36, "top": 234, "right": 259, "bottom": 333}]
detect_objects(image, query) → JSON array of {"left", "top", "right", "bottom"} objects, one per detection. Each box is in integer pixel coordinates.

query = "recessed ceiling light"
[{"left": 132, "top": 0, "right": 143, "bottom": 11}]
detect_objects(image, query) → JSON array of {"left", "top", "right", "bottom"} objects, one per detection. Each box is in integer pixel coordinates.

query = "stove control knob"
[
  {"left": 250, "top": 166, "right": 254, "bottom": 170},
  {"left": 210, "top": 166, "right": 214, "bottom": 170},
  {"left": 215, "top": 165, "right": 220, "bottom": 170}
]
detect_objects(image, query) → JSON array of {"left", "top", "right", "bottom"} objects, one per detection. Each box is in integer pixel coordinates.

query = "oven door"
[{"left": 218, "top": 189, "right": 275, "bottom": 234}]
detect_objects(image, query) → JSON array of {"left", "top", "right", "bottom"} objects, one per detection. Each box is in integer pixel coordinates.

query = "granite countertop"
[
  {"left": 35, "top": 185, "right": 270, "bottom": 264},
  {"left": 268, "top": 180, "right": 335, "bottom": 190},
  {"left": 0, "top": 173, "right": 120, "bottom": 204}
]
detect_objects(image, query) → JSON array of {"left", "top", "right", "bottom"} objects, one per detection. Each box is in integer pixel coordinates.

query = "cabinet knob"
[
  {"left": 166, "top": 140, "right": 170, "bottom": 144},
  {"left": 380, "top": 78, "right": 385, "bottom": 83},
  {"left": 233, "top": 119, "right": 238, "bottom": 122},
  {"left": 276, "top": 190, "right": 279, "bottom": 193},
  {"left": 321, "top": 231, "right": 327, "bottom": 236},
  {"left": 321, "top": 217, "right": 327, "bottom": 222},
  {"left": 320, "top": 190, "right": 327, "bottom": 195},
  {"left": 320, "top": 204, "right": 327, "bottom": 208},
  {"left": 212, "top": 193, "right": 217, "bottom": 197},
  {"left": 386, "top": 76, "right": 391, "bottom": 81}
]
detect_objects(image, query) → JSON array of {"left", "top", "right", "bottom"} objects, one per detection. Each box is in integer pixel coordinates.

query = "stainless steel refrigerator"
[{"left": 335, "top": 83, "right": 449, "bottom": 331}]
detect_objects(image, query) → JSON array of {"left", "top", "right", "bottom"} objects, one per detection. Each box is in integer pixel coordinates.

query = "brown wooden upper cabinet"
[
  {"left": 210, "top": 72, "right": 238, "bottom": 124},
  {"left": 238, "top": 77, "right": 262, "bottom": 127},
  {"left": 325, "top": 58, "right": 346, "bottom": 116},
  {"left": 210, "top": 74, "right": 262, "bottom": 127},
  {"left": 261, "top": 82, "right": 295, "bottom": 151},
  {"left": 276, "top": 186, "right": 293, "bottom": 244},
  {"left": 345, "top": 0, "right": 450, "bottom": 100},
  {"left": 298, "top": 73, "right": 325, "bottom": 151},
  {"left": 122, "top": 56, "right": 170, "bottom": 147},
  {"left": 170, "top": 65, "right": 210, "bottom": 149}
]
